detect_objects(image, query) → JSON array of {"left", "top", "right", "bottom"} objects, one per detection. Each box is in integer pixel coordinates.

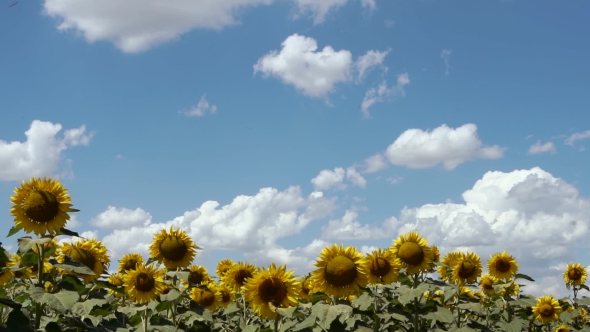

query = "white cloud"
[
  {"left": 527, "top": 141, "right": 556, "bottom": 155},
  {"left": 311, "top": 167, "right": 346, "bottom": 191},
  {"left": 362, "top": 153, "right": 388, "bottom": 173},
  {"left": 90, "top": 206, "right": 152, "bottom": 229},
  {"left": 181, "top": 94, "right": 217, "bottom": 117},
  {"left": 291, "top": 0, "right": 348, "bottom": 25},
  {"left": 346, "top": 167, "right": 367, "bottom": 188},
  {"left": 383, "top": 123, "right": 505, "bottom": 170},
  {"left": 361, "top": 73, "right": 409, "bottom": 118},
  {"left": 0, "top": 120, "right": 94, "bottom": 181},
  {"left": 441, "top": 49, "right": 452, "bottom": 76},
  {"left": 565, "top": 130, "right": 590, "bottom": 146},
  {"left": 360, "top": 0, "right": 376, "bottom": 10},
  {"left": 387, "top": 176, "right": 403, "bottom": 185},
  {"left": 356, "top": 49, "right": 390, "bottom": 81},
  {"left": 321, "top": 210, "right": 397, "bottom": 240}
]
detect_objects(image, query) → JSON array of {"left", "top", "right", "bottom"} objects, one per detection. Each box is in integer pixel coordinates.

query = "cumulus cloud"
[
  {"left": 361, "top": 73, "right": 409, "bottom": 118},
  {"left": 90, "top": 206, "right": 152, "bottom": 229},
  {"left": 381, "top": 123, "right": 505, "bottom": 170},
  {"left": 311, "top": 167, "right": 367, "bottom": 191},
  {"left": 441, "top": 49, "right": 452, "bottom": 75},
  {"left": 565, "top": 130, "right": 590, "bottom": 146},
  {"left": 346, "top": 167, "right": 367, "bottom": 188},
  {"left": 356, "top": 48, "right": 390, "bottom": 81},
  {"left": 291, "top": 0, "right": 349, "bottom": 25},
  {"left": 181, "top": 94, "right": 217, "bottom": 117},
  {"left": 0, "top": 120, "right": 94, "bottom": 181},
  {"left": 362, "top": 153, "right": 388, "bottom": 173},
  {"left": 527, "top": 141, "right": 556, "bottom": 155},
  {"left": 321, "top": 210, "right": 397, "bottom": 240}
]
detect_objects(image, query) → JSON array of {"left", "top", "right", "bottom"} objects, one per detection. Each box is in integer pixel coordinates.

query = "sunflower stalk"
[
  {"left": 273, "top": 316, "right": 280, "bottom": 332},
  {"left": 34, "top": 242, "right": 45, "bottom": 330},
  {"left": 142, "top": 307, "right": 150, "bottom": 332},
  {"left": 412, "top": 273, "right": 421, "bottom": 332}
]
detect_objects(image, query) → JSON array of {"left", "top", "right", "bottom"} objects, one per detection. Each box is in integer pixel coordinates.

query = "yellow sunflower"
[
  {"left": 118, "top": 253, "right": 143, "bottom": 273},
  {"left": 149, "top": 227, "right": 199, "bottom": 269},
  {"left": 58, "top": 238, "right": 110, "bottom": 283},
  {"left": 242, "top": 263, "right": 300, "bottom": 320},
  {"left": 532, "top": 295, "right": 562, "bottom": 323},
  {"left": 108, "top": 273, "right": 125, "bottom": 298},
  {"left": 555, "top": 324, "right": 569, "bottom": 332},
  {"left": 311, "top": 244, "right": 368, "bottom": 299},
  {"left": 123, "top": 264, "right": 165, "bottom": 303},
  {"left": 563, "top": 263, "right": 587, "bottom": 286},
  {"left": 364, "top": 248, "right": 401, "bottom": 285},
  {"left": 212, "top": 282, "right": 235, "bottom": 308},
  {"left": 8, "top": 253, "right": 33, "bottom": 279},
  {"left": 499, "top": 282, "right": 520, "bottom": 297},
  {"left": 31, "top": 258, "right": 54, "bottom": 278},
  {"left": 427, "top": 245, "right": 440, "bottom": 272},
  {"left": 182, "top": 265, "right": 213, "bottom": 288},
  {"left": 487, "top": 251, "right": 518, "bottom": 281},
  {"left": 10, "top": 177, "right": 77, "bottom": 235},
  {"left": 216, "top": 259, "right": 235, "bottom": 280},
  {"left": 438, "top": 251, "right": 462, "bottom": 282},
  {"left": 298, "top": 276, "right": 314, "bottom": 301},
  {"left": 451, "top": 252, "right": 482, "bottom": 285},
  {"left": 479, "top": 273, "right": 497, "bottom": 295},
  {"left": 223, "top": 262, "right": 258, "bottom": 293},
  {"left": 578, "top": 307, "right": 588, "bottom": 322},
  {"left": 32, "top": 237, "right": 60, "bottom": 255},
  {"left": 390, "top": 231, "right": 433, "bottom": 275},
  {"left": 190, "top": 286, "right": 222, "bottom": 311},
  {"left": 0, "top": 252, "right": 15, "bottom": 286},
  {"left": 44, "top": 281, "right": 58, "bottom": 293}
]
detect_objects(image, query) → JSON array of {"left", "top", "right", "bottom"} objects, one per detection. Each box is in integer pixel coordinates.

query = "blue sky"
[{"left": 1, "top": 0, "right": 589, "bottom": 296}]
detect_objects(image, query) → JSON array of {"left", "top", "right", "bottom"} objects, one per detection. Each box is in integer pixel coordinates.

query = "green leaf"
[
  {"left": 50, "top": 256, "right": 96, "bottom": 275},
  {"left": 17, "top": 236, "right": 52, "bottom": 254},
  {"left": 294, "top": 314, "right": 317, "bottom": 331},
  {"left": 496, "top": 319, "right": 525, "bottom": 332},
  {"left": 67, "top": 208, "right": 80, "bottom": 212},
  {"left": 5, "top": 309, "right": 34, "bottom": 332},
  {"left": 56, "top": 228, "right": 80, "bottom": 237},
  {"left": 317, "top": 304, "right": 352, "bottom": 330},
  {"left": 276, "top": 306, "right": 297, "bottom": 318},
  {"left": 95, "top": 280, "right": 125, "bottom": 294},
  {"left": 242, "top": 326, "right": 258, "bottom": 332},
  {"left": 0, "top": 246, "right": 10, "bottom": 262},
  {"left": 351, "top": 292, "right": 373, "bottom": 311},
  {"left": 576, "top": 297, "right": 590, "bottom": 305},
  {"left": 512, "top": 298, "right": 537, "bottom": 307},
  {"left": 0, "top": 298, "right": 22, "bottom": 310},
  {"left": 29, "top": 286, "right": 79, "bottom": 312},
  {"left": 514, "top": 273, "right": 535, "bottom": 282},
  {"left": 397, "top": 283, "right": 430, "bottom": 305},
  {"left": 311, "top": 292, "right": 328, "bottom": 304},
  {"left": 58, "top": 274, "right": 86, "bottom": 294},
  {"left": 20, "top": 251, "right": 39, "bottom": 266},
  {"left": 580, "top": 284, "right": 590, "bottom": 292},
  {"left": 223, "top": 302, "right": 240, "bottom": 315},
  {"left": 7, "top": 224, "right": 24, "bottom": 238},
  {"left": 160, "top": 288, "right": 181, "bottom": 302},
  {"left": 424, "top": 306, "right": 454, "bottom": 323}
]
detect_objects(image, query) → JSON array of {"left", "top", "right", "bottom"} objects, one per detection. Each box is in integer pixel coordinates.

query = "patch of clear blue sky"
[{"left": 0, "top": 0, "right": 589, "bottom": 267}]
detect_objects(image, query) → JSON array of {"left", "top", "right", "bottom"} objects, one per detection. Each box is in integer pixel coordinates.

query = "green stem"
[
  {"left": 142, "top": 307, "right": 149, "bottom": 332},
  {"left": 35, "top": 243, "right": 45, "bottom": 330},
  {"left": 273, "top": 316, "right": 280, "bottom": 332},
  {"left": 412, "top": 274, "right": 420, "bottom": 332}
]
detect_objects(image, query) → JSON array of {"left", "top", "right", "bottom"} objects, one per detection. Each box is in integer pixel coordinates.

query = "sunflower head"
[
  {"left": 311, "top": 244, "right": 368, "bottom": 299},
  {"left": 532, "top": 295, "right": 562, "bottom": 324},
  {"left": 427, "top": 245, "right": 440, "bottom": 272},
  {"left": 190, "top": 286, "right": 222, "bottom": 312},
  {"left": 364, "top": 248, "right": 401, "bottom": 285},
  {"left": 438, "top": 251, "right": 462, "bottom": 281},
  {"left": 123, "top": 264, "right": 165, "bottom": 303},
  {"left": 182, "top": 265, "right": 212, "bottom": 288},
  {"left": 118, "top": 253, "right": 143, "bottom": 273},
  {"left": 390, "top": 231, "right": 433, "bottom": 274},
  {"left": 298, "top": 276, "right": 314, "bottom": 301},
  {"left": 8, "top": 254, "right": 33, "bottom": 279},
  {"left": 451, "top": 252, "right": 482, "bottom": 286},
  {"left": 58, "top": 238, "right": 110, "bottom": 283},
  {"left": 563, "top": 263, "right": 587, "bottom": 286},
  {"left": 479, "top": 273, "right": 497, "bottom": 295},
  {"left": 555, "top": 324, "right": 569, "bottom": 332},
  {"left": 149, "top": 227, "right": 199, "bottom": 269},
  {"left": 487, "top": 251, "right": 518, "bottom": 281},
  {"left": 32, "top": 237, "right": 60, "bottom": 255},
  {"left": 108, "top": 273, "right": 125, "bottom": 298},
  {"left": 216, "top": 259, "right": 235, "bottom": 280},
  {"left": 223, "top": 262, "right": 258, "bottom": 293},
  {"left": 10, "top": 177, "right": 77, "bottom": 236},
  {"left": 212, "top": 282, "right": 235, "bottom": 307}
]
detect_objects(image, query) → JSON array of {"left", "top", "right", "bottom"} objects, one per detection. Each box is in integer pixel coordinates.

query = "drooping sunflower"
[
  {"left": 216, "top": 259, "right": 235, "bottom": 280},
  {"left": 298, "top": 276, "right": 314, "bottom": 301},
  {"left": 438, "top": 251, "right": 462, "bottom": 281},
  {"left": 190, "top": 286, "right": 222, "bottom": 311},
  {"left": 451, "top": 252, "right": 482, "bottom": 286},
  {"left": 182, "top": 265, "right": 213, "bottom": 288},
  {"left": 390, "top": 231, "right": 433, "bottom": 275},
  {"left": 212, "top": 282, "right": 235, "bottom": 308},
  {"left": 107, "top": 273, "right": 125, "bottom": 298},
  {"left": 8, "top": 253, "right": 33, "bottom": 279},
  {"left": 364, "top": 248, "right": 402, "bottom": 285},
  {"left": 223, "top": 261, "right": 258, "bottom": 293},
  {"left": 427, "top": 245, "right": 440, "bottom": 273},
  {"left": 532, "top": 295, "right": 562, "bottom": 323},
  {"left": 10, "top": 177, "right": 77, "bottom": 235},
  {"left": 563, "top": 263, "right": 587, "bottom": 286},
  {"left": 311, "top": 244, "right": 368, "bottom": 299},
  {"left": 123, "top": 263, "right": 165, "bottom": 303},
  {"left": 118, "top": 253, "right": 143, "bottom": 273},
  {"left": 58, "top": 238, "right": 110, "bottom": 283},
  {"left": 555, "top": 324, "right": 569, "bottom": 332},
  {"left": 149, "top": 227, "right": 199, "bottom": 269},
  {"left": 242, "top": 263, "right": 300, "bottom": 320},
  {"left": 487, "top": 251, "right": 518, "bottom": 281},
  {"left": 479, "top": 273, "right": 497, "bottom": 295}
]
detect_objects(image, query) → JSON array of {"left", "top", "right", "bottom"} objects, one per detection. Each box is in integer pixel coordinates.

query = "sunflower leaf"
[
  {"left": 223, "top": 302, "right": 240, "bottom": 315},
  {"left": 496, "top": 319, "right": 525, "bottom": 332},
  {"left": 0, "top": 246, "right": 10, "bottom": 262},
  {"left": 56, "top": 228, "right": 80, "bottom": 237},
  {"left": 95, "top": 280, "right": 125, "bottom": 294},
  {"left": 276, "top": 306, "right": 297, "bottom": 318},
  {"left": 6, "top": 224, "right": 24, "bottom": 238},
  {"left": 17, "top": 236, "right": 52, "bottom": 254},
  {"left": 514, "top": 273, "right": 535, "bottom": 282},
  {"left": 29, "top": 287, "right": 79, "bottom": 312},
  {"left": 67, "top": 208, "right": 80, "bottom": 212},
  {"left": 0, "top": 297, "right": 22, "bottom": 310},
  {"left": 423, "top": 306, "right": 454, "bottom": 323},
  {"left": 50, "top": 257, "right": 96, "bottom": 276},
  {"left": 350, "top": 292, "right": 373, "bottom": 311},
  {"left": 160, "top": 288, "right": 181, "bottom": 302},
  {"left": 59, "top": 275, "right": 86, "bottom": 294},
  {"left": 293, "top": 314, "right": 316, "bottom": 331},
  {"left": 580, "top": 284, "right": 590, "bottom": 292}
]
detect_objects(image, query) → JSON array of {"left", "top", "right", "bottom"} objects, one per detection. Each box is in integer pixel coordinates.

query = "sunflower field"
[{"left": 1, "top": 177, "right": 590, "bottom": 332}]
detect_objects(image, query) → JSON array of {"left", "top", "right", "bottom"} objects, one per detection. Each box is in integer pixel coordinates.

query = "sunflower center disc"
[
  {"left": 259, "top": 277, "right": 287, "bottom": 303},
  {"left": 398, "top": 242, "right": 424, "bottom": 266},
  {"left": 458, "top": 261, "right": 475, "bottom": 279},
  {"left": 539, "top": 304, "right": 554, "bottom": 317},
  {"left": 135, "top": 272, "right": 155, "bottom": 292},
  {"left": 324, "top": 255, "right": 358, "bottom": 287},
  {"left": 159, "top": 236, "right": 188, "bottom": 261},
  {"left": 23, "top": 190, "right": 59, "bottom": 223},
  {"left": 370, "top": 257, "right": 391, "bottom": 277},
  {"left": 69, "top": 248, "right": 96, "bottom": 270},
  {"left": 494, "top": 258, "right": 511, "bottom": 273},
  {"left": 220, "top": 290, "right": 231, "bottom": 303},
  {"left": 481, "top": 279, "right": 493, "bottom": 290},
  {"left": 234, "top": 269, "right": 253, "bottom": 287},
  {"left": 188, "top": 271, "right": 204, "bottom": 284},
  {"left": 123, "top": 259, "right": 138, "bottom": 271},
  {"left": 568, "top": 268, "right": 582, "bottom": 281},
  {"left": 199, "top": 290, "right": 215, "bottom": 307}
]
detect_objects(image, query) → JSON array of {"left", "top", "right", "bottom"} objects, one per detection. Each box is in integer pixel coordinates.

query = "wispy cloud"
[
  {"left": 441, "top": 49, "right": 452, "bottom": 76},
  {"left": 527, "top": 141, "right": 557, "bottom": 155},
  {"left": 180, "top": 94, "right": 218, "bottom": 117}
]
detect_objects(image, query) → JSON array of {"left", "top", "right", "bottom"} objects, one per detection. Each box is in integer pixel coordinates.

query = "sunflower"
[
  {"left": 451, "top": 252, "right": 482, "bottom": 285},
  {"left": 118, "top": 253, "right": 143, "bottom": 273},
  {"left": 364, "top": 248, "right": 401, "bottom": 285},
  {"left": 216, "top": 259, "right": 235, "bottom": 280},
  {"left": 479, "top": 273, "right": 497, "bottom": 295},
  {"left": 31, "top": 258, "right": 54, "bottom": 278},
  {"left": 487, "top": 251, "right": 518, "bottom": 281},
  {"left": 223, "top": 262, "right": 258, "bottom": 293},
  {"left": 212, "top": 282, "right": 235, "bottom": 308},
  {"left": 32, "top": 237, "right": 60, "bottom": 255},
  {"left": 0, "top": 252, "right": 14, "bottom": 287},
  {"left": 107, "top": 273, "right": 125, "bottom": 298},
  {"left": 242, "top": 263, "right": 300, "bottom": 320},
  {"left": 182, "top": 265, "right": 213, "bottom": 288},
  {"left": 311, "top": 244, "right": 368, "bottom": 299},
  {"left": 44, "top": 281, "right": 59, "bottom": 293},
  {"left": 438, "top": 251, "right": 462, "bottom": 282},
  {"left": 563, "top": 263, "right": 587, "bottom": 286},
  {"left": 578, "top": 307, "right": 588, "bottom": 322},
  {"left": 123, "top": 263, "right": 165, "bottom": 303},
  {"left": 149, "top": 227, "right": 199, "bottom": 269},
  {"left": 532, "top": 295, "right": 562, "bottom": 323},
  {"left": 555, "top": 324, "right": 569, "bottom": 332},
  {"left": 390, "top": 231, "right": 433, "bottom": 275},
  {"left": 190, "top": 286, "right": 222, "bottom": 311},
  {"left": 298, "top": 276, "right": 314, "bottom": 301},
  {"left": 427, "top": 245, "right": 440, "bottom": 272},
  {"left": 8, "top": 254, "right": 33, "bottom": 279},
  {"left": 10, "top": 177, "right": 77, "bottom": 235},
  {"left": 499, "top": 282, "right": 520, "bottom": 297},
  {"left": 58, "top": 238, "right": 110, "bottom": 283}
]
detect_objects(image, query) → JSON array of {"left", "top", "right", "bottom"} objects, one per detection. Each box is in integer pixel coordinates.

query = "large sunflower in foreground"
[
  {"left": 563, "top": 263, "right": 587, "bottom": 286},
  {"left": 118, "top": 253, "right": 143, "bottom": 273},
  {"left": 10, "top": 177, "right": 77, "bottom": 235},
  {"left": 123, "top": 264, "right": 165, "bottom": 303},
  {"left": 390, "top": 231, "right": 433, "bottom": 275},
  {"left": 479, "top": 273, "right": 497, "bottom": 295},
  {"left": 242, "top": 263, "right": 300, "bottom": 320},
  {"left": 364, "top": 248, "right": 402, "bottom": 285},
  {"left": 487, "top": 251, "right": 518, "bottom": 281},
  {"left": 58, "top": 238, "right": 110, "bottom": 283},
  {"left": 149, "top": 227, "right": 199, "bottom": 269},
  {"left": 216, "top": 259, "right": 235, "bottom": 280},
  {"left": 532, "top": 295, "right": 562, "bottom": 323},
  {"left": 311, "top": 244, "right": 368, "bottom": 299},
  {"left": 223, "top": 262, "right": 258, "bottom": 293},
  {"left": 451, "top": 252, "right": 482, "bottom": 286},
  {"left": 182, "top": 265, "right": 213, "bottom": 288}
]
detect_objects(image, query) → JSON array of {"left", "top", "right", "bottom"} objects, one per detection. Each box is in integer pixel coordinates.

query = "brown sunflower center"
[
  {"left": 188, "top": 270, "right": 204, "bottom": 284},
  {"left": 159, "top": 235, "right": 188, "bottom": 262},
  {"left": 123, "top": 259, "right": 139, "bottom": 271},
  {"left": 481, "top": 279, "right": 494, "bottom": 290},
  {"left": 539, "top": 303, "right": 555, "bottom": 317},
  {"left": 69, "top": 247, "right": 96, "bottom": 269},
  {"left": 220, "top": 289, "right": 231, "bottom": 303},
  {"left": 370, "top": 257, "right": 391, "bottom": 277},
  {"left": 302, "top": 282, "right": 311, "bottom": 295},
  {"left": 494, "top": 258, "right": 511, "bottom": 273},
  {"left": 135, "top": 272, "right": 155, "bottom": 292},
  {"left": 324, "top": 255, "right": 358, "bottom": 287},
  {"left": 458, "top": 261, "right": 476, "bottom": 279},
  {"left": 568, "top": 268, "right": 583, "bottom": 281},
  {"left": 234, "top": 268, "right": 253, "bottom": 287},
  {"left": 198, "top": 290, "right": 215, "bottom": 307},
  {"left": 398, "top": 242, "right": 424, "bottom": 266},
  {"left": 23, "top": 190, "right": 59, "bottom": 223},
  {"left": 258, "top": 277, "right": 287, "bottom": 303}
]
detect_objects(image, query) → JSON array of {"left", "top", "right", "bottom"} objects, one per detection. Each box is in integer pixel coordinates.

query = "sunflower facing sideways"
[
  {"left": 438, "top": 251, "right": 462, "bottom": 282},
  {"left": 390, "top": 231, "right": 433, "bottom": 275},
  {"left": 123, "top": 263, "right": 166, "bottom": 303},
  {"left": 118, "top": 253, "right": 143, "bottom": 273},
  {"left": 451, "top": 252, "right": 482, "bottom": 286},
  {"left": 211, "top": 282, "right": 235, "bottom": 308},
  {"left": 532, "top": 295, "right": 562, "bottom": 323},
  {"left": 298, "top": 276, "right": 314, "bottom": 301},
  {"left": 487, "top": 251, "right": 518, "bottom": 281},
  {"left": 182, "top": 265, "right": 213, "bottom": 288},
  {"left": 149, "top": 227, "right": 199, "bottom": 269},
  {"left": 216, "top": 259, "right": 235, "bottom": 280},
  {"left": 563, "top": 263, "right": 587, "bottom": 287},
  {"left": 311, "top": 244, "right": 368, "bottom": 299},
  {"left": 242, "top": 263, "right": 300, "bottom": 320},
  {"left": 107, "top": 273, "right": 125, "bottom": 298},
  {"left": 10, "top": 177, "right": 78, "bottom": 235},
  {"left": 479, "top": 273, "right": 497, "bottom": 295},
  {"left": 190, "top": 285, "right": 222, "bottom": 311},
  {"left": 364, "top": 248, "right": 402, "bottom": 285},
  {"left": 223, "top": 262, "right": 258, "bottom": 293},
  {"left": 58, "top": 238, "right": 110, "bottom": 283}
]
